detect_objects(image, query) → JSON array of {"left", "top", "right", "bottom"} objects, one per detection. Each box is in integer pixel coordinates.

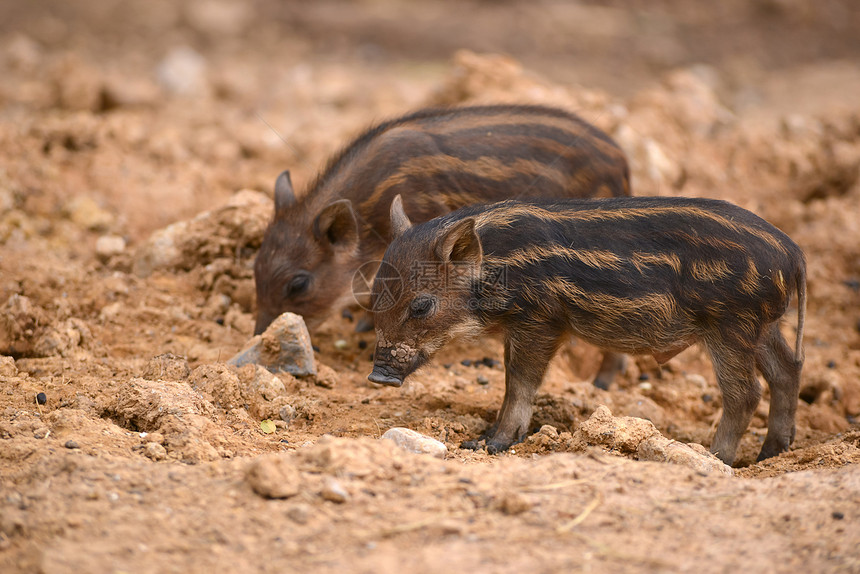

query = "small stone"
[
  {"left": 321, "top": 477, "right": 349, "bottom": 503},
  {"left": 827, "top": 360, "right": 837, "bottom": 369},
  {"left": 460, "top": 359, "right": 472, "bottom": 367},
  {"left": 685, "top": 374, "right": 708, "bottom": 389},
  {"left": 33, "top": 427, "right": 49, "bottom": 439},
  {"left": 496, "top": 491, "right": 532, "bottom": 515},
  {"left": 64, "top": 440, "right": 80, "bottom": 449},
  {"left": 358, "top": 340, "right": 368, "bottom": 350},
  {"left": 638, "top": 373, "right": 650, "bottom": 381},
  {"left": 246, "top": 454, "right": 303, "bottom": 499},
  {"left": 334, "top": 339, "right": 348, "bottom": 350},
  {"left": 36, "top": 392, "right": 47, "bottom": 405},
  {"left": 286, "top": 503, "right": 312, "bottom": 524},
  {"left": 832, "top": 511, "right": 844, "bottom": 520},
  {"left": 476, "top": 374, "right": 489, "bottom": 385},
  {"left": 341, "top": 309, "right": 354, "bottom": 321},
  {"left": 702, "top": 393, "right": 714, "bottom": 403},
  {"left": 537, "top": 424, "right": 559, "bottom": 439},
  {"left": 144, "top": 442, "right": 167, "bottom": 461},
  {"left": 482, "top": 357, "right": 501, "bottom": 368},
  {"left": 381, "top": 427, "right": 448, "bottom": 459},
  {"left": 95, "top": 235, "right": 126, "bottom": 260},
  {"left": 65, "top": 196, "right": 114, "bottom": 232}
]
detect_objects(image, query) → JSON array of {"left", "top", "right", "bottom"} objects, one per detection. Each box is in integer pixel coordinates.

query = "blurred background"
[{"left": 2, "top": 0, "right": 860, "bottom": 235}]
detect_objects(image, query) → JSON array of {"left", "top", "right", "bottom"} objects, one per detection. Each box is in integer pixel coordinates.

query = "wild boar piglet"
[{"left": 369, "top": 195, "right": 806, "bottom": 466}]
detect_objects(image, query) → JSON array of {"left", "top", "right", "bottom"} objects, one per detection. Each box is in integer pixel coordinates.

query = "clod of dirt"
[
  {"left": 108, "top": 378, "right": 231, "bottom": 462},
  {"left": 142, "top": 353, "right": 192, "bottom": 381},
  {"left": 111, "top": 377, "right": 217, "bottom": 432},
  {"left": 570, "top": 405, "right": 663, "bottom": 454},
  {"left": 637, "top": 437, "right": 733, "bottom": 476},
  {"left": 381, "top": 427, "right": 449, "bottom": 459},
  {"left": 245, "top": 453, "right": 305, "bottom": 499},
  {"left": 228, "top": 312, "right": 316, "bottom": 377},
  {"left": 143, "top": 442, "right": 167, "bottom": 461},
  {"left": 189, "top": 363, "right": 290, "bottom": 420},
  {"left": 32, "top": 318, "right": 90, "bottom": 359},
  {"left": 132, "top": 189, "right": 271, "bottom": 277},
  {"left": 296, "top": 436, "right": 407, "bottom": 477},
  {"left": 0, "top": 356, "right": 18, "bottom": 377},
  {"left": 313, "top": 363, "right": 338, "bottom": 389},
  {"left": 188, "top": 364, "right": 244, "bottom": 411},
  {"left": 64, "top": 196, "right": 115, "bottom": 232},
  {"left": 571, "top": 405, "right": 733, "bottom": 474},
  {"left": 494, "top": 491, "right": 533, "bottom": 516},
  {"left": 0, "top": 294, "right": 48, "bottom": 356},
  {"left": 236, "top": 364, "right": 287, "bottom": 401}
]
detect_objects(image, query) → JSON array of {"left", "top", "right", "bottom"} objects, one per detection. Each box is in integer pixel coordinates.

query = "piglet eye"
[
  {"left": 285, "top": 273, "right": 312, "bottom": 299},
  {"left": 409, "top": 295, "right": 435, "bottom": 319}
]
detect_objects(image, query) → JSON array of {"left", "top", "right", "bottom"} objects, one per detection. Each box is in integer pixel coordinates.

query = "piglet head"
[{"left": 368, "top": 196, "right": 483, "bottom": 386}]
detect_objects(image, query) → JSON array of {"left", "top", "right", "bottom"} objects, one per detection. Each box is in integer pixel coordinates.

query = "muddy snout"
[{"left": 367, "top": 364, "right": 404, "bottom": 387}]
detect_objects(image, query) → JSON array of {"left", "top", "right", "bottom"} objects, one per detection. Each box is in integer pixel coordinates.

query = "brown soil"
[{"left": 2, "top": 1, "right": 860, "bottom": 572}]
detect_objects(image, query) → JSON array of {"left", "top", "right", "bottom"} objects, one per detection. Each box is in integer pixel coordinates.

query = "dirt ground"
[{"left": 2, "top": 1, "right": 860, "bottom": 572}]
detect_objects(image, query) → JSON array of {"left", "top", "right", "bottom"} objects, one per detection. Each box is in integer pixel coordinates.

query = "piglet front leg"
[{"left": 468, "top": 330, "right": 562, "bottom": 454}]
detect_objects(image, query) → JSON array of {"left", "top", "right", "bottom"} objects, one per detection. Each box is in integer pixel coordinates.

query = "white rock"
[
  {"left": 95, "top": 235, "right": 126, "bottom": 259},
  {"left": 320, "top": 477, "right": 349, "bottom": 503},
  {"left": 381, "top": 427, "right": 448, "bottom": 459},
  {"left": 157, "top": 46, "right": 207, "bottom": 96},
  {"left": 246, "top": 454, "right": 303, "bottom": 499}
]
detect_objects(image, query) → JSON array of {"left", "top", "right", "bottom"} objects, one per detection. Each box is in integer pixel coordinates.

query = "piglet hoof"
[
  {"left": 460, "top": 439, "right": 484, "bottom": 451},
  {"left": 486, "top": 437, "right": 515, "bottom": 455},
  {"left": 756, "top": 438, "right": 791, "bottom": 462},
  {"left": 592, "top": 377, "right": 611, "bottom": 391},
  {"left": 355, "top": 316, "right": 374, "bottom": 333}
]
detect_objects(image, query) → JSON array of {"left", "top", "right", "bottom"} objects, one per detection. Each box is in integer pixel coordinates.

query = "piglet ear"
[
  {"left": 274, "top": 170, "right": 296, "bottom": 213},
  {"left": 436, "top": 218, "right": 482, "bottom": 266},
  {"left": 389, "top": 195, "right": 412, "bottom": 239},
  {"left": 313, "top": 199, "right": 359, "bottom": 251}
]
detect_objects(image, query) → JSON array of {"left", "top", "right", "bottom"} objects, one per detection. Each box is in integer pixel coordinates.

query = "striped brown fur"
[
  {"left": 253, "top": 105, "right": 630, "bottom": 336},
  {"left": 369, "top": 196, "right": 807, "bottom": 466}
]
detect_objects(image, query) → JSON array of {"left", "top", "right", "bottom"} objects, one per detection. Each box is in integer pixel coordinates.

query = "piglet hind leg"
[
  {"left": 707, "top": 340, "right": 762, "bottom": 466},
  {"left": 755, "top": 322, "right": 801, "bottom": 461},
  {"left": 592, "top": 351, "right": 628, "bottom": 390},
  {"left": 483, "top": 332, "right": 562, "bottom": 454}
]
